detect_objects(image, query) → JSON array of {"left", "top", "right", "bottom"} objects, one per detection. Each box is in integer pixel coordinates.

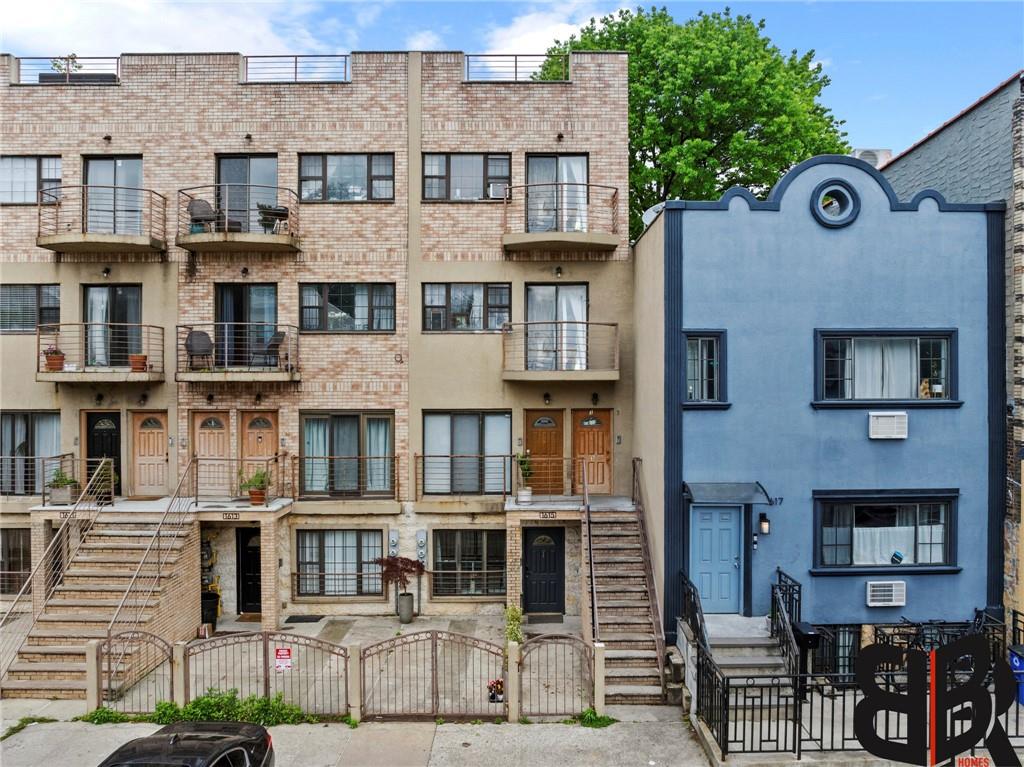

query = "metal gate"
[
  {"left": 186, "top": 631, "right": 349, "bottom": 716},
  {"left": 101, "top": 630, "right": 173, "bottom": 714},
  {"left": 360, "top": 630, "right": 505, "bottom": 720},
  {"left": 519, "top": 634, "right": 592, "bottom": 716}
]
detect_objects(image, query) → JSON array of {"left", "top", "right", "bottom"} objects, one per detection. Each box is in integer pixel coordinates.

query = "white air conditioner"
[
  {"left": 866, "top": 580, "right": 906, "bottom": 607},
  {"left": 869, "top": 411, "right": 908, "bottom": 440},
  {"left": 489, "top": 183, "right": 509, "bottom": 200},
  {"left": 851, "top": 148, "right": 893, "bottom": 168}
]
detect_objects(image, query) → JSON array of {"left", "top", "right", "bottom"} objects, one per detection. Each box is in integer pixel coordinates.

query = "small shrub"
[
  {"left": 470, "top": 719, "right": 483, "bottom": 725},
  {"left": 79, "top": 707, "right": 130, "bottom": 724},
  {"left": 518, "top": 715, "right": 531, "bottom": 725},
  {"left": 577, "top": 708, "right": 617, "bottom": 728},
  {"left": 435, "top": 716, "right": 445, "bottom": 725},
  {"left": 504, "top": 604, "right": 524, "bottom": 645},
  {"left": 493, "top": 717, "right": 504, "bottom": 725},
  {"left": 1, "top": 717, "right": 57, "bottom": 741},
  {"left": 180, "top": 689, "right": 241, "bottom": 722},
  {"left": 340, "top": 714, "right": 358, "bottom": 729},
  {"left": 238, "top": 693, "right": 310, "bottom": 726},
  {"left": 152, "top": 701, "right": 183, "bottom": 725}
]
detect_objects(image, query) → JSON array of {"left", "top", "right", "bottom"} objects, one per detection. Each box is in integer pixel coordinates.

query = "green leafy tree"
[{"left": 541, "top": 7, "right": 850, "bottom": 237}]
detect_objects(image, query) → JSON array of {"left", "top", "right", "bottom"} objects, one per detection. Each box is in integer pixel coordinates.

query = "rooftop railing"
[
  {"left": 15, "top": 56, "right": 120, "bottom": 85},
  {"left": 243, "top": 55, "right": 351, "bottom": 83},
  {"left": 464, "top": 54, "right": 569, "bottom": 82},
  {"left": 38, "top": 186, "right": 167, "bottom": 242}
]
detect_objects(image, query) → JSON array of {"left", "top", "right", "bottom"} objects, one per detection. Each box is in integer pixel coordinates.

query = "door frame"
[
  {"left": 81, "top": 409, "right": 123, "bottom": 494},
  {"left": 238, "top": 410, "right": 279, "bottom": 459},
  {"left": 235, "top": 527, "right": 262, "bottom": 615},
  {"left": 522, "top": 526, "right": 565, "bottom": 614},
  {"left": 523, "top": 409, "right": 565, "bottom": 495},
  {"left": 129, "top": 409, "right": 168, "bottom": 497},
  {"left": 686, "top": 502, "right": 752, "bottom": 616},
  {"left": 570, "top": 408, "right": 613, "bottom": 495}
]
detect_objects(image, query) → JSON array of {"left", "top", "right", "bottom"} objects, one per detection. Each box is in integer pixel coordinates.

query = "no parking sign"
[{"left": 274, "top": 647, "right": 292, "bottom": 672}]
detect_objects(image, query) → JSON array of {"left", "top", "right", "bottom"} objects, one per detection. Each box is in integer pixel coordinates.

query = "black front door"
[
  {"left": 236, "top": 528, "right": 262, "bottom": 614},
  {"left": 523, "top": 527, "right": 564, "bottom": 613},
  {"left": 86, "top": 412, "right": 121, "bottom": 495}
]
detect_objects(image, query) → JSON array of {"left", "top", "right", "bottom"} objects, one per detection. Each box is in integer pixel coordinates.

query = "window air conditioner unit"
[
  {"left": 866, "top": 581, "right": 906, "bottom": 607},
  {"left": 869, "top": 411, "right": 908, "bottom": 440},
  {"left": 489, "top": 183, "right": 508, "bottom": 200}
]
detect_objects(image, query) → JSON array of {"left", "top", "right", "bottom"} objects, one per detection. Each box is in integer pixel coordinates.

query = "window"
[
  {"left": 423, "top": 283, "right": 510, "bottom": 331},
  {"left": 526, "top": 284, "right": 588, "bottom": 370},
  {"left": 423, "top": 412, "right": 511, "bottom": 494},
  {"left": 819, "top": 332, "right": 954, "bottom": 401},
  {"left": 683, "top": 332, "right": 726, "bottom": 404},
  {"left": 84, "top": 157, "right": 143, "bottom": 234},
  {"left": 525, "top": 154, "right": 588, "bottom": 232},
  {"left": 0, "top": 156, "right": 61, "bottom": 204},
  {"left": 299, "top": 153, "right": 394, "bottom": 201},
  {"left": 0, "top": 412, "right": 60, "bottom": 495},
  {"left": 295, "top": 529, "right": 383, "bottom": 596},
  {"left": 301, "top": 413, "right": 394, "bottom": 496},
  {"left": 300, "top": 283, "right": 395, "bottom": 332},
  {"left": 432, "top": 529, "right": 506, "bottom": 596},
  {"left": 0, "top": 285, "right": 59, "bottom": 332},
  {"left": 818, "top": 498, "right": 953, "bottom": 568},
  {"left": 423, "top": 153, "right": 510, "bottom": 200},
  {"left": 0, "top": 529, "right": 31, "bottom": 595},
  {"left": 84, "top": 285, "right": 142, "bottom": 366},
  {"left": 216, "top": 155, "right": 278, "bottom": 233},
  {"left": 214, "top": 283, "right": 277, "bottom": 368}
]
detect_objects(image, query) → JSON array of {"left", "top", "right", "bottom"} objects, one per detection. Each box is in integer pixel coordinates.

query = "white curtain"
[
  {"left": 324, "top": 530, "right": 357, "bottom": 596},
  {"left": 526, "top": 285, "right": 556, "bottom": 371},
  {"left": 557, "top": 285, "right": 588, "bottom": 370},
  {"left": 526, "top": 157, "right": 557, "bottom": 232},
  {"left": 353, "top": 285, "right": 369, "bottom": 331},
  {"left": 303, "top": 418, "right": 329, "bottom": 492},
  {"left": 332, "top": 417, "right": 358, "bottom": 492},
  {"left": 559, "top": 156, "right": 588, "bottom": 232},
  {"left": 853, "top": 526, "right": 917, "bottom": 565},
  {"left": 32, "top": 414, "right": 59, "bottom": 493},
  {"left": 365, "top": 418, "right": 391, "bottom": 492},
  {"left": 86, "top": 288, "right": 110, "bottom": 366},
  {"left": 13, "top": 416, "right": 27, "bottom": 495},
  {"left": 423, "top": 414, "right": 451, "bottom": 493},
  {"left": 483, "top": 413, "right": 511, "bottom": 493},
  {"left": 854, "top": 338, "right": 916, "bottom": 399}
]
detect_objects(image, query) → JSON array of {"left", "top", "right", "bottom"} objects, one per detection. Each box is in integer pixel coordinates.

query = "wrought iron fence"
[
  {"left": 519, "top": 634, "right": 593, "bottom": 717},
  {"left": 243, "top": 55, "right": 350, "bottom": 83},
  {"left": 37, "top": 323, "right": 165, "bottom": 374},
  {"left": 38, "top": 186, "right": 166, "bottom": 241},
  {"left": 177, "top": 185, "right": 300, "bottom": 238},
  {"left": 16, "top": 56, "right": 120, "bottom": 85},
  {"left": 501, "top": 321, "right": 619, "bottom": 374},
  {"left": 503, "top": 183, "right": 619, "bottom": 235},
  {"left": 463, "top": 54, "right": 569, "bottom": 82},
  {"left": 102, "top": 631, "right": 173, "bottom": 714},
  {"left": 176, "top": 323, "right": 299, "bottom": 375},
  {"left": 415, "top": 454, "right": 512, "bottom": 498}
]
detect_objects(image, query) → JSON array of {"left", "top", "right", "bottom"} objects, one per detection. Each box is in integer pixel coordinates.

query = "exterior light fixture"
[
  {"left": 255, "top": 392, "right": 262, "bottom": 405},
  {"left": 138, "top": 393, "right": 148, "bottom": 406},
  {"left": 554, "top": 266, "right": 563, "bottom": 278},
  {"left": 591, "top": 392, "right": 599, "bottom": 406},
  {"left": 102, "top": 267, "right": 111, "bottom": 277},
  {"left": 95, "top": 393, "right": 104, "bottom": 405},
  {"left": 244, "top": 133, "right": 253, "bottom": 142},
  {"left": 241, "top": 267, "right": 249, "bottom": 277},
  {"left": 759, "top": 512, "right": 771, "bottom": 535},
  {"left": 206, "top": 393, "right": 214, "bottom": 404},
  {"left": 102, "top": 135, "right": 112, "bottom": 142},
  {"left": 543, "top": 392, "right": 551, "bottom": 405}
]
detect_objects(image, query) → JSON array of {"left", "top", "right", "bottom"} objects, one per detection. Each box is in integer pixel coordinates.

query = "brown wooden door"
[
  {"left": 192, "top": 411, "right": 230, "bottom": 497},
  {"left": 572, "top": 409, "right": 612, "bottom": 494},
  {"left": 132, "top": 412, "right": 168, "bottom": 496},
  {"left": 240, "top": 411, "right": 278, "bottom": 477},
  {"left": 524, "top": 409, "right": 564, "bottom": 495}
]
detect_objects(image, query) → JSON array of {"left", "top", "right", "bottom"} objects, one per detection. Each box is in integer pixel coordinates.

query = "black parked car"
[{"left": 97, "top": 722, "right": 274, "bottom": 767}]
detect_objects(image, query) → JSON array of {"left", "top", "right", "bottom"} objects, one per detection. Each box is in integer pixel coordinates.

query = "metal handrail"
[
  {"left": 680, "top": 570, "right": 712, "bottom": 651},
  {"left": 770, "top": 584, "right": 800, "bottom": 677},
  {"left": 37, "top": 323, "right": 165, "bottom": 374},
  {"left": 0, "top": 452, "right": 71, "bottom": 499},
  {"left": 582, "top": 460, "right": 599, "bottom": 643},
  {"left": 502, "top": 182, "right": 620, "bottom": 235},
  {"left": 501, "top": 321, "right": 620, "bottom": 373},
  {"left": 632, "top": 458, "right": 666, "bottom": 698},
  {"left": 293, "top": 455, "right": 398, "bottom": 499},
  {"left": 463, "top": 54, "right": 569, "bottom": 82},
  {"left": 15, "top": 57, "right": 120, "bottom": 85},
  {"left": 415, "top": 453, "right": 512, "bottom": 499},
  {"left": 38, "top": 185, "right": 167, "bottom": 241},
  {"left": 177, "top": 184, "right": 300, "bottom": 239},
  {"left": 243, "top": 55, "right": 350, "bottom": 83},
  {"left": 176, "top": 322, "right": 300, "bottom": 375}
]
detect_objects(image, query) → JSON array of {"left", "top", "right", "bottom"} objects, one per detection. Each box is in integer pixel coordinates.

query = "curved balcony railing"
[
  {"left": 502, "top": 321, "right": 619, "bottom": 374},
  {"left": 177, "top": 185, "right": 300, "bottom": 239},
  {"left": 37, "top": 186, "right": 167, "bottom": 243},
  {"left": 176, "top": 323, "right": 299, "bottom": 375},
  {"left": 502, "top": 183, "right": 619, "bottom": 236},
  {"left": 37, "top": 323, "right": 164, "bottom": 376}
]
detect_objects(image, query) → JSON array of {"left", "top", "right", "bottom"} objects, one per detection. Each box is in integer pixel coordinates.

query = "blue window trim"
[
  {"left": 810, "top": 488, "right": 959, "bottom": 574},
  {"left": 812, "top": 328, "right": 960, "bottom": 409},
  {"left": 681, "top": 329, "right": 729, "bottom": 409}
]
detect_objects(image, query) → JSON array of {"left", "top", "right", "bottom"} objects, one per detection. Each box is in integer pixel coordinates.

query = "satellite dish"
[{"left": 641, "top": 202, "right": 665, "bottom": 228}]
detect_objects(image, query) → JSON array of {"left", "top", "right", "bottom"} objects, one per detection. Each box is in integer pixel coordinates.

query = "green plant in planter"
[
  {"left": 47, "top": 469, "right": 78, "bottom": 489},
  {"left": 515, "top": 452, "right": 533, "bottom": 482},
  {"left": 239, "top": 469, "right": 270, "bottom": 491}
]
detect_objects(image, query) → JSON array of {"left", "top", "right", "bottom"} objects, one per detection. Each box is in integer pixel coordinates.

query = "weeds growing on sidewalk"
[
  {"left": 78, "top": 690, "right": 317, "bottom": 728},
  {"left": 1, "top": 717, "right": 58, "bottom": 741},
  {"left": 576, "top": 708, "right": 617, "bottom": 728}
]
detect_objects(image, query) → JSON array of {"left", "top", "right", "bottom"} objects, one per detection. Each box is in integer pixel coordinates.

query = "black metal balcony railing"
[
  {"left": 37, "top": 323, "right": 164, "bottom": 374},
  {"left": 502, "top": 321, "right": 619, "bottom": 373},
  {"left": 243, "top": 55, "right": 351, "bottom": 83},
  {"left": 415, "top": 454, "right": 513, "bottom": 498},
  {"left": 38, "top": 186, "right": 167, "bottom": 242},
  {"left": 503, "top": 183, "right": 619, "bottom": 235},
  {"left": 16, "top": 56, "right": 120, "bottom": 85},
  {"left": 176, "top": 323, "right": 299, "bottom": 374},
  {"left": 294, "top": 455, "right": 398, "bottom": 499},
  {"left": 177, "top": 185, "right": 300, "bottom": 239},
  {"left": 428, "top": 569, "right": 506, "bottom": 598},
  {"left": 463, "top": 54, "right": 569, "bottom": 82}
]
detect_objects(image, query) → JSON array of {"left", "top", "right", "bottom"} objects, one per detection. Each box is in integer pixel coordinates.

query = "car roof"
[{"left": 99, "top": 722, "right": 267, "bottom": 766}]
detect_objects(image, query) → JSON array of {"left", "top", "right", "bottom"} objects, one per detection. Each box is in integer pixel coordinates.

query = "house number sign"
[
  {"left": 539, "top": 511, "right": 557, "bottom": 519},
  {"left": 222, "top": 512, "right": 240, "bottom": 520}
]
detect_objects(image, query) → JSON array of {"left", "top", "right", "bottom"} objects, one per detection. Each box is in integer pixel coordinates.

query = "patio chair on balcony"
[
  {"left": 185, "top": 330, "right": 214, "bottom": 370},
  {"left": 250, "top": 331, "right": 285, "bottom": 369},
  {"left": 187, "top": 199, "right": 242, "bottom": 233}
]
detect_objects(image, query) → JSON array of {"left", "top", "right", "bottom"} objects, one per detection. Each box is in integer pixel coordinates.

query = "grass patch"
[
  {"left": 340, "top": 714, "right": 358, "bottom": 729},
  {"left": 577, "top": 708, "right": 617, "bottom": 728},
  {"left": 0, "top": 717, "right": 58, "bottom": 741},
  {"left": 435, "top": 716, "right": 446, "bottom": 725},
  {"left": 518, "top": 715, "right": 531, "bottom": 724}
]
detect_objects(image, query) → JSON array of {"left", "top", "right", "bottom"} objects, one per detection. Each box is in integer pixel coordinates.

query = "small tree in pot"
[
  {"left": 515, "top": 452, "right": 533, "bottom": 505},
  {"left": 239, "top": 468, "right": 270, "bottom": 506},
  {"left": 374, "top": 555, "right": 424, "bottom": 624}
]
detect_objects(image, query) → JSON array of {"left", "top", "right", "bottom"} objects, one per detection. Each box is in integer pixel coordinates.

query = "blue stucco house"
[{"left": 633, "top": 155, "right": 1006, "bottom": 647}]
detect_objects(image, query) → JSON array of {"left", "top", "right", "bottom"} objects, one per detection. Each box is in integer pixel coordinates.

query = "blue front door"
[{"left": 690, "top": 505, "right": 742, "bottom": 613}]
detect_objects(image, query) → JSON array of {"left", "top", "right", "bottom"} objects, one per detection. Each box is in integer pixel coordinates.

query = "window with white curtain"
[
  {"left": 525, "top": 154, "right": 588, "bottom": 232},
  {"left": 422, "top": 283, "right": 510, "bottom": 331},
  {"left": 300, "top": 412, "right": 393, "bottom": 497},
  {"left": 295, "top": 529, "right": 383, "bottom": 596},
  {"left": 526, "top": 284, "right": 588, "bottom": 371},
  {"left": 819, "top": 500, "right": 951, "bottom": 567},
  {"left": 423, "top": 412, "right": 511, "bottom": 495},
  {"left": 821, "top": 334, "right": 951, "bottom": 400},
  {"left": 0, "top": 412, "right": 60, "bottom": 495}
]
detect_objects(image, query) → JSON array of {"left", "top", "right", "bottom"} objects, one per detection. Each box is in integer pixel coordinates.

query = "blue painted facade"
[{"left": 647, "top": 156, "right": 1005, "bottom": 629}]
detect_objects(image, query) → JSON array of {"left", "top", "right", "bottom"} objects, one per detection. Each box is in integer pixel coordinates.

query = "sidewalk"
[{"left": 0, "top": 702, "right": 706, "bottom": 767}]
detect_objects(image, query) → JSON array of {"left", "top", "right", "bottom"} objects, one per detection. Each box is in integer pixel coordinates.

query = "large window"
[
  {"left": 300, "top": 283, "right": 395, "bottom": 332},
  {"left": 0, "top": 156, "right": 61, "bottom": 204},
  {"left": 818, "top": 497, "right": 953, "bottom": 568},
  {"left": 423, "top": 153, "right": 510, "bottom": 201},
  {"left": 301, "top": 412, "right": 394, "bottom": 496},
  {"left": 295, "top": 529, "right": 383, "bottom": 596},
  {"left": 84, "top": 285, "right": 142, "bottom": 366},
  {"left": 0, "top": 529, "right": 31, "bottom": 595},
  {"left": 216, "top": 155, "right": 278, "bottom": 233},
  {"left": 432, "top": 529, "right": 506, "bottom": 597},
  {"left": 0, "top": 285, "right": 59, "bottom": 332},
  {"left": 684, "top": 332, "right": 725, "bottom": 404},
  {"left": 0, "top": 412, "right": 60, "bottom": 495},
  {"left": 299, "top": 154, "right": 394, "bottom": 202},
  {"left": 423, "top": 412, "right": 511, "bottom": 494},
  {"left": 526, "top": 283, "right": 588, "bottom": 370},
  {"left": 819, "top": 332, "right": 954, "bottom": 401},
  {"left": 525, "top": 154, "right": 588, "bottom": 232},
  {"left": 84, "top": 157, "right": 143, "bottom": 234},
  {"left": 423, "top": 283, "right": 510, "bottom": 331}
]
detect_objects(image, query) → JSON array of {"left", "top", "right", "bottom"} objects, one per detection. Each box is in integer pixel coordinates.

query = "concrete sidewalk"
[{"left": 0, "top": 703, "right": 706, "bottom": 767}]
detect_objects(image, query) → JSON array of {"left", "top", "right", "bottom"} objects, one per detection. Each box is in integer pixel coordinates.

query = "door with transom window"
[
  {"left": 240, "top": 411, "right": 278, "bottom": 484},
  {"left": 131, "top": 412, "right": 167, "bottom": 497},
  {"left": 572, "top": 409, "right": 611, "bottom": 494},
  {"left": 192, "top": 411, "right": 230, "bottom": 497},
  {"left": 524, "top": 410, "right": 564, "bottom": 495}
]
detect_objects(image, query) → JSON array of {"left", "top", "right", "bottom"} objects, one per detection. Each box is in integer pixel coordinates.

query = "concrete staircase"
[
  {"left": 705, "top": 614, "right": 788, "bottom": 677},
  {"left": 1, "top": 513, "right": 193, "bottom": 700},
  {"left": 587, "top": 501, "right": 665, "bottom": 705}
]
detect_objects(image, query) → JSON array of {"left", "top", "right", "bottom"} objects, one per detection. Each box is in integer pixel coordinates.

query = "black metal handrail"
[{"left": 773, "top": 567, "right": 802, "bottom": 623}]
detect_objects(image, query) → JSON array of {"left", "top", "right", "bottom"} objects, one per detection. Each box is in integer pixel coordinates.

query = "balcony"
[
  {"left": 501, "top": 322, "right": 619, "bottom": 381},
  {"left": 294, "top": 456, "right": 398, "bottom": 500},
  {"left": 415, "top": 454, "right": 513, "bottom": 499},
  {"left": 176, "top": 185, "right": 300, "bottom": 253},
  {"left": 36, "top": 323, "right": 165, "bottom": 382},
  {"left": 175, "top": 323, "right": 300, "bottom": 382},
  {"left": 502, "top": 183, "right": 620, "bottom": 255},
  {"left": 36, "top": 186, "right": 167, "bottom": 255}
]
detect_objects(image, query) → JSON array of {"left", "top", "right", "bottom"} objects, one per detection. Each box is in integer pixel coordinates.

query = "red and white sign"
[{"left": 274, "top": 647, "right": 292, "bottom": 672}]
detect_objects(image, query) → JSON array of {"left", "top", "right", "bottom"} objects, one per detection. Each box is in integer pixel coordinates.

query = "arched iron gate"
[
  {"left": 101, "top": 630, "right": 173, "bottom": 714},
  {"left": 519, "top": 633, "right": 593, "bottom": 716},
  {"left": 361, "top": 630, "right": 506, "bottom": 719}
]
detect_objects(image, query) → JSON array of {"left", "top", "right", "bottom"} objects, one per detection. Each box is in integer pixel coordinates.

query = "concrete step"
[
  {"left": 80, "top": 540, "right": 184, "bottom": 553},
  {"left": 605, "top": 667, "right": 661, "bottom": 686},
  {"left": 591, "top": 542, "right": 642, "bottom": 550},
  {"left": 590, "top": 529, "right": 641, "bottom": 538},
  {"left": 597, "top": 600, "right": 650, "bottom": 610},
  {"left": 47, "top": 597, "right": 151, "bottom": 609},
  {"left": 604, "top": 684, "right": 664, "bottom": 705},
  {"left": 592, "top": 555, "right": 643, "bottom": 564},
  {"left": 0, "top": 679, "right": 86, "bottom": 699},
  {"left": 716, "top": 655, "right": 789, "bottom": 676},
  {"left": 599, "top": 632, "right": 657, "bottom": 651},
  {"left": 598, "top": 614, "right": 652, "bottom": 625},
  {"left": 588, "top": 515, "right": 639, "bottom": 524},
  {"left": 26, "top": 627, "right": 114, "bottom": 642},
  {"left": 709, "top": 636, "right": 781, "bottom": 658},
  {"left": 605, "top": 648, "right": 658, "bottom": 664},
  {"left": 6, "top": 661, "right": 86, "bottom": 680},
  {"left": 595, "top": 584, "right": 648, "bottom": 593}
]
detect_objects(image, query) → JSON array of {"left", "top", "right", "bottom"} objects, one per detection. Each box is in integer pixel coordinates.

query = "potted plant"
[
  {"left": 373, "top": 555, "right": 425, "bottom": 624},
  {"left": 239, "top": 468, "right": 270, "bottom": 506},
  {"left": 43, "top": 344, "right": 65, "bottom": 372},
  {"left": 47, "top": 468, "right": 80, "bottom": 505},
  {"left": 93, "top": 462, "right": 117, "bottom": 506},
  {"left": 128, "top": 353, "right": 148, "bottom": 372},
  {"left": 487, "top": 677, "right": 504, "bottom": 703},
  {"left": 515, "top": 452, "right": 533, "bottom": 505}
]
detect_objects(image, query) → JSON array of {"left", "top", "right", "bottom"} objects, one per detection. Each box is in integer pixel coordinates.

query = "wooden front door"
[
  {"left": 523, "top": 527, "right": 565, "bottom": 613},
  {"left": 240, "top": 411, "right": 278, "bottom": 481},
  {"left": 236, "top": 527, "right": 262, "bottom": 614},
  {"left": 572, "top": 409, "right": 612, "bottom": 494},
  {"left": 524, "top": 410, "right": 564, "bottom": 495},
  {"left": 86, "top": 412, "right": 122, "bottom": 495},
  {"left": 192, "top": 411, "right": 230, "bottom": 497},
  {"left": 131, "top": 412, "right": 168, "bottom": 496}
]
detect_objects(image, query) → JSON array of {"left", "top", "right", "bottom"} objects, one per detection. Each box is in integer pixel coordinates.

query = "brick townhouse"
[{"left": 0, "top": 50, "right": 662, "bottom": 702}]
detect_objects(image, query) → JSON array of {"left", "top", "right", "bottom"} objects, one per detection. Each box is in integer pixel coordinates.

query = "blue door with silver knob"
[{"left": 690, "top": 505, "right": 742, "bottom": 613}]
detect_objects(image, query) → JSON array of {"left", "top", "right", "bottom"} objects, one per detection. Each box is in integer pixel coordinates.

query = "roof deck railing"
[
  {"left": 15, "top": 56, "right": 120, "bottom": 85},
  {"left": 243, "top": 55, "right": 350, "bottom": 83},
  {"left": 464, "top": 54, "right": 569, "bottom": 82}
]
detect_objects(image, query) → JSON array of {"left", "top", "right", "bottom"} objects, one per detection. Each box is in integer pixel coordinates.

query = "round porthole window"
[{"left": 810, "top": 179, "right": 859, "bottom": 228}]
